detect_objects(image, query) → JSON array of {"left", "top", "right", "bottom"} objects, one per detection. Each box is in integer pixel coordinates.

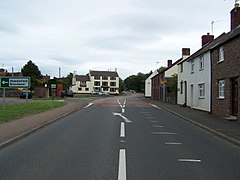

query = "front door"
[{"left": 232, "top": 78, "right": 238, "bottom": 116}]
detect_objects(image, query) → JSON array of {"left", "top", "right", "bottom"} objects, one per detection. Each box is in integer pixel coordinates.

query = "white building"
[
  {"left": 145, "top": 70, "right": 158, "bottom": 98},
  {"left": 71, "top": 70, "right": 120, "bottom": 95},
  {"left": 177, "top": 34, "right": 216, "bottom": 112}
]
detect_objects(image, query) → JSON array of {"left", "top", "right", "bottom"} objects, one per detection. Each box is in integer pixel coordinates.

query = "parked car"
[
  {"left": 19, "top": 90, "right": 32, "bottom": 99},
  {"left": 98, "top": 92, "right": 109, "bottom": 96},
  {"left": 65, "top": 90, "right": 74, "bottom": 97}
]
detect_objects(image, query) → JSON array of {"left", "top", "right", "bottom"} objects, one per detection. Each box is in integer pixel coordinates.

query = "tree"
[
  {"left": 157, "top": 66, "right": 167, "bottom": 73},
  {"left": 21, "top": 60, "right": 43, "bottom": 88},
  {"left": 124, "top": 72, "right": 151, "bottom": 93}
]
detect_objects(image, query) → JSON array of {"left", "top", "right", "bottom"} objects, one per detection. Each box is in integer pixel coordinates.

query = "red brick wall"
[{"left": 211, "top": 36, "right": 240, "bottom": 119}]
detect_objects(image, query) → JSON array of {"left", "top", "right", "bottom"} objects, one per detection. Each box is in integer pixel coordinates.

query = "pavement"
[
  {"left": 0, "top": 95, "right": 240, "bottom": 149},
  {"left": 145, "top": 99, "right": 240, "bottom": 147}
]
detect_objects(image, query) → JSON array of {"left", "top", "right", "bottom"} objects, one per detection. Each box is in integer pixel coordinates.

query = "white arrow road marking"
[
  {"left": 117, "top": 99, "right": 126, "bottom": 114},
  {"left": 118, "top": 149, "right": 127, "bottom": 180},
  {"left": 84, "top": 103, "right": 93, "bottom": 108},
  {"left": 113, "top": 113, "right": 132, "bottom": 123}
]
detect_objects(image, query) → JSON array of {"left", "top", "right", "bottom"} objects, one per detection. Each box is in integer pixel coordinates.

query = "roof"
[
  {"left": 89, "top": 70, "right": 119, "bottom": 77},
  {"left": 76, "top": 75, "right": 90, "bottom": 82},
  {"left": 186, "top": 26, "right": 240, "bottom": 62}
]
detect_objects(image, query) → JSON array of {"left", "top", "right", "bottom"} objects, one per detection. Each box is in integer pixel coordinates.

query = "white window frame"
[
  {"left": 199, "top": 56, "right": 204, "bottom": 70},
  {"left": 218, "top": 80, "right": 225, "bottom": 99},
  {"left": 198, "top": 83, "right": 205, "bottom": 98},
  {"left": 219, "top": 46, "right": 224, "bottom": 62}
]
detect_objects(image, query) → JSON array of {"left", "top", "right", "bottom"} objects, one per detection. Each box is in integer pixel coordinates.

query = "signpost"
[
  {"left": 0, "top": 77, "right": 30, "bottom": 109},
  {"left": 0, "top": 77, "right": 30, "bottom": 88}
]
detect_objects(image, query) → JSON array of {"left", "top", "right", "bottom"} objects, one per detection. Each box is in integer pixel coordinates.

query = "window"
[
  {"left": 219, "top": 46, "right": 224, "bottom": 62},
  {"left": 94, "top": 81, "right": 100, "bottom": 86},
  {"left": 110, "top": 77, "right": 116, "bottom": 80},
  {"left": 199, "top": 56, "right": 204, "bottom": 70},
  {"left": 110, "top": 88, "right": 116, "bottom": 92},
  {"left": 110, "top": 82, "right": 116, "bottom": 86},
  {"left": 85, "top": 88, "right": 89, "bottom": 91},
  {"left": 180, "top": 63, "right": 183, "bottom": 72},
  {"left": 218, "top": 80, "right": 225, "bottom": 99},
  {"left": 78, "top": 88, "right": 82, "bottom": 91},
  {"left": 180, "top": 81, "right": 183, "bottom": 94},
  {"left": 94, "top": 76, "right": 100, "bottom": 80},
  {"left": 102, "top": 82, "right": 108, "bottom": 87},
  {"left": 198, "top": 83, "right": 205, "bottom": 98},
  {"left": 191, "top": 60, "right": 194, "bottom": 73},
  {"left": 102, "top": 76, "right": 108, "bottom": 80},
  {"left": 103, "top": 87, "right": 109, "bottom": 91}
]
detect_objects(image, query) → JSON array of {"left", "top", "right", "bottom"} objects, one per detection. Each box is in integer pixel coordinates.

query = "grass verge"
[{"left": 0, "top": 101, "right": 65, "bottom": 123}]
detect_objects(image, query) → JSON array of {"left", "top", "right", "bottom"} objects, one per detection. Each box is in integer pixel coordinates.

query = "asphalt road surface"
[{"left": 0, "top": 94, "right": 240, "bottom": 180}]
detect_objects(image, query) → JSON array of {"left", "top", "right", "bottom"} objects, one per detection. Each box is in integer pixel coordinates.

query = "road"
[{"left": 0, "top": 94, "right": 240, "bottom": 180}]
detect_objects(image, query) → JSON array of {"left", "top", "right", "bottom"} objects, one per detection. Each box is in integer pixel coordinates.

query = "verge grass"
[{"left": 0, "top": 101, "right": 65, "bottom": 123}]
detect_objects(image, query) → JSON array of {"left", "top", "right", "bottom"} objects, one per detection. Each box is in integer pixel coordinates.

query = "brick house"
[{"left": 211, "top": 3, "right": 240, "bottom": 120}]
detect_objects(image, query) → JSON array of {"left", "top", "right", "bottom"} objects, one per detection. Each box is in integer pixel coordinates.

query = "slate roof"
[
  {"left": 75, "top": 75, "right": 90, "bottom": 82},
  {"left": 185, "top": 26, "right": 240, "bottom": 62},
  {"left": 89, "top": 70, "right": 119, "bottom": 77}
]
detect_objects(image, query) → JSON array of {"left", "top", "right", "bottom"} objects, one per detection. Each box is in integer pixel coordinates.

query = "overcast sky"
[{"left": 0, "top": 0, "right": 236, "bottom": 79}]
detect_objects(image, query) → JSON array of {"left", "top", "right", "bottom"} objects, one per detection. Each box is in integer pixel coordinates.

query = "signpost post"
[{"left": 0, "top": 77, "right": 30, "bottom": 109}]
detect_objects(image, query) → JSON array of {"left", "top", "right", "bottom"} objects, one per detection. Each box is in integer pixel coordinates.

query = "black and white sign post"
[{"left": 0, "top": 77, "right": 30, "bottom": 109}]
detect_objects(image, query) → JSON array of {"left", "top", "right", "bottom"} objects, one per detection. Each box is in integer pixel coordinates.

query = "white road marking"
[
  {"left": 122, "top": 109, "right": 125, "bottom": 113},
  {"left": 113, "top": 113, "right": 132, "bottom": 123},
  {"left": 84, "top": 103, "right": 93, "bottom": 108},
  {"left": 151, "top": 132, "right": 177, "bottom": 135},
  {"left": 118, "top": 149, "right": 127, "bottom": 180},
  {"left": 178, "top": 159, "right": 201, "bottom": 163},
  {"left": 120, "top": 140, "right": 126, "bottom": 143},
  {"left": 149, "top": 103, "right": 162, "bottom": 110},
  {"left": 123, "top": 99, "right": 126, "bottom": 108},
  {"left": 165, "top": 142, "right": 182, "bottom": 145},
  {"left": 152, "top": 125, "right": 164, "bottom": 128},
  {"left": 149, "top": 121, "right": 159, "bottom": 123},
  {"left": 117, "top": 99, "right": 123, "bottom": 108},
  {"left": 120, "top": 122, "right": 125, "bottom": 137},
  {"left": 146, "top": 117, "right": 156, "bottom": 119}
]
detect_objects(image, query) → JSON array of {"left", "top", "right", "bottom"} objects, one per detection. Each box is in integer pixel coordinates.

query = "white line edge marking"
[
  {"left": 151, "top": 132, "right": 177, "bottom": 135},
  {"left": 84, "top": 103, "right": 93, "bottom": 108},
  {"left": 149, "top": 103, "right": 162, "bottom": 109},
  {"left": 178, "top": 159, "right": 201, "bottom": 163},
  {"left": 120, "top": 122, "right": 125, "bottom": 137},
  {"left": 165, "top": 142, "right": 182, "bottom": 145},
  {"left": 118, "top": 149, "right": 127, "bottom": 180}
]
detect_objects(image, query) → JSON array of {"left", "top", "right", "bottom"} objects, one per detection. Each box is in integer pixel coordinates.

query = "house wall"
[
  {"left": 188, "top": 52, "right": 211, "bottom": 112},
  {"left": 90, "top": 76, "right": 119, "bottom": 95},
  {"left": 212, "top": 36, "right": 240, "bottom": 119},
  {"left": 165, "top": 64, "right": 178, "bottom": 77},
  {"left": 145, "top": 70, "right": 158, "bottom": 97},
  {"left": 177, "top": 60, "right": 190, "bottom": 106}
]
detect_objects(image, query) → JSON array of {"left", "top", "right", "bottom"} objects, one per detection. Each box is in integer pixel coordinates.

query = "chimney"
[
  {"left": 202, "top": 33, "right": 214, "bottom": 47},
  {"left": 231, "top": 1, "right": 240, "bottom": 30},
  {"left": 167, "top": 60, "right": 172, "bottom": 67},
  {"left": 182, "top": 48, "right": 190, "bottom": 59}
]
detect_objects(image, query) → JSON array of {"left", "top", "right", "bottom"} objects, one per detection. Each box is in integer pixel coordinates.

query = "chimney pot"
[{"left": 231, "top": 4, "right": 240, "bottom": 30}]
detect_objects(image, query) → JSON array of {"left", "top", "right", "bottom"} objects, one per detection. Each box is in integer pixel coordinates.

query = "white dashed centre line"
[
  {"left": 120, "top": 122, "right": 125, "bottom": 138},
  {"left": 118, "top": 149, "right": 127, "bottom": 180}
]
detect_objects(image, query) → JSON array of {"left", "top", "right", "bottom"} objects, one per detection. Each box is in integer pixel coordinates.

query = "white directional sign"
[{"left": 0, "top": 77, "right": 30, "bottom": 88}]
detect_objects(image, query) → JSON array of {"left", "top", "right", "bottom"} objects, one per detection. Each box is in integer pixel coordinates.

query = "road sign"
[{"left": 0, "top": 77, "right": 30, "bottom": 88}]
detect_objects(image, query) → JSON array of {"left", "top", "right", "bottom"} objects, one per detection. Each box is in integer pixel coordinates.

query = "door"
[
  {"left": 184, "top": 81, "right": 187, "bottom": 106},
  {"left": 232, "top": 78, "right": 238, "bottom": 116},
  {"left": 191, "top": 85, "right": 193, "bottom": 108}
]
